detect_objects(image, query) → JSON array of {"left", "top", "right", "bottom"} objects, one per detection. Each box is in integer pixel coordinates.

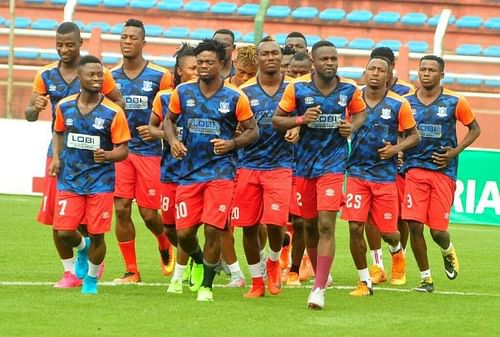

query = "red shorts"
[
  {"left": 37, "top": 156, "right": 57, "bottom": 225},
  {"left": 53, "top": 191, "right": 114, "bottom": 235},
  {"left": 396, "top": 174, "right": 405, "bottom": 216},
  {"left": 232, "top": 168, "right": 292, "bottom": 227},
  {"left": 402, "top": 168, "right": 455, "bottom": 231},
  {"left": 160, "top": 182, "right": 177, "bottom": 225},
  {"left": 294, "top": 173, "right": 344, "bottom": 219},
  {"left": 341, "top": 177, "right": 398, "bottom": 234},
  {"left": 175, "top": 180, "right": 234, "bottom": 230},
  {"left": 115, "top": 153, "right": 161, "bottom": 209},
  {"left": 289, "top": 176, "right": 301, "bottom": 216}
]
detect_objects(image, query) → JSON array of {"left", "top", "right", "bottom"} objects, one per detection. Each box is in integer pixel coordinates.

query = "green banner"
[{"left": 451, "top": 148, "right": 500, "bottom": 226}]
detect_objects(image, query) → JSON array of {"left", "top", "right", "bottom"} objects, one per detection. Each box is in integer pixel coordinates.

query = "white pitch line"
[{"left": 1, "top": 281, "right": 499, "bottom": 297}]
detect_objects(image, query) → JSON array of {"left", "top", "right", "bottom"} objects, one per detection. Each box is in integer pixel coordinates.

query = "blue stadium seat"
[
  {"left": 483, "top": 46, "right": 500, "bottom": 57},
  {"left": 401, "top": 12, "right": 427, "bottom": 26},
  {"left": 15, "top": 48, "right": 39, "bottom": 60},
  {"left": 409, "top": 73, "right": 417, "bottom": 82},
  {"left": 455, "top": 16, "right": 483, "bottom": 29},
  {"left": 155, "top": 59, "right": 176, "bottom": 68},
  {"left": 158, "top": 0, "right": 183, "bottom": 11},
  {"left": 40, "top": 51, "right": 60, "bottom": 60},
  {"left": 31, "top": 19, "right": 58, "bottom": 30},
  {"left": 273, "top": 33, "right": 287, "bottom": 45},
  {"left": 266, "top": 6, "right": 291, "bottom": 18},
  {"left": 163, "top": 26, "right": 190, "bottom": 39},
  {"left": 241, "top": 32, "right": 267, "bottom": 43},
  {"left": 5, "top": 17, "right": 32, "bottom": 29},
  {"left": 427, "top": 14, "right": 456, "bottom": 27},
  {"left": 457, "top": 77, "right": 483, "bottom": 86},
  {"left": 130, "top": 0, "right": 155, "bottom": 9},
  {"left": 306, "top": 35, "right": 321, "bottom": 47},
  {"left": 237, "top": 4, "right": 259, "bottom": 16},
  {"left": 110, "top": 23, "right": 124, "bottom": 34},
  {"left": 455, "top": 44, "right": 482, "bottom": 56},
  {"left": 24, "top": 0, "right": 45, "bottom": 3},
  {"left": 0, "top": 17, "right": 4, "bottom": 27},
  {"left": 407, "top": 40, "right": 429, "bottom": 53},
  {"left": 442, "top": 75, "right": 456, "bottom": 85},
  {"left": 102, "top": 0, "right": 128, "bottom": 8},
  {"left": 144, "top": 25, "right": 164, "bottom": 37},
  {"left": 102, "top": 55, "right": 121, "bottom": 65},
  {"left": 484, "top": 17, "right": 500, "bottom": 30},
  {"left": 292, "top": 6, "right": 319, "bottom": 20},
  {"left": 338, "top": 69, "right": 364, "bottom": 80},
  {"left": 210, "top": 2, "right": 237, "bottom": 15},
  {"left": 184, "top": 1, "right": 210, "bottom": 13},
  {"left": 50, "top": 0, "right": 68, "bottom": 4},
  {"left": 319, "top": 8, "right": 345, "bottom": 21},
  {"left": 373, "top": 11, "right": 400, "bottom": 25},
  {"left": 74, "top": 20, "right": 85, "bottom": 30},
  {"left": 346, "top": 10, "right": 373, "bottom": 23},
  {"left": 376, "top": 39, "right": 402, "bottom": 51},
  {"left": 83, "top": 21, "right": 111, "bottom": 33},
  {"left": 327, "top": 36, "right": 348, "bottom": 48},
  {"left": 0, "top": 47, "right": 8, "bottom": 58},
  {"left": 78, "top": 0, "right": 101, "bottom": 6},
  {"left": 232, "top": 31, "right": 242, "bottom": 42},
  {"left": 189, "top": 28, "right": 215, "bottom": 40},
  {"left": 484, "top": 79, "right": 500, "bottom": 88},
  {"left": 348, "top": 38, "right": 375, "bottom": 50}
]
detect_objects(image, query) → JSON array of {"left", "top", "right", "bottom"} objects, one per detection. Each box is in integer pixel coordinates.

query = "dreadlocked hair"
[{"left": 173, "top": 42, "right": 195, "bottom": 88}]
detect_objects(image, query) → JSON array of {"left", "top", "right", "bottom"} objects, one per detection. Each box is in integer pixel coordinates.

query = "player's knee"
[
  {"left": 430, "top": 229, "right": 446, "bottom": 242},
  {"left": 164, "top": 225, "right": 178, "bottom": 246},
  {"left": 204, "top": 225, "right": 222, "bottom": 244},
  {"left": 318, "top": 220, "right": 334, "bottom": 236},
  {"left": 408, "top": 221, "right": 424, "bottom": 235},
  {"left": 57, "top": 230, "right": 73, "bottom": 241},
  {"left": 348, "top": 222, "right": 364, "bottom": 237}
]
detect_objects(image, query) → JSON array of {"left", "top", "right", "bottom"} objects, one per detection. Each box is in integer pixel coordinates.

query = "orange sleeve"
[
  {"left": 54, "top": 104, "right": 66, "bottom": 133},
  {"left": 398, "top": 99, "right": 416, "bottom": 132},
  {"left": 455, "top": 96, "right": 475, "bottom": 126},
  {"left": 111, "top": 108, "right": 131, "bottom": 144},
  {"left": 33, "top": 71, "right": 47, "bottom": 94},
  {"left": 152, "top": 93, "right": 164, "bottom": 122},
  {"left": 159, "top": 70, "right": 173, "bottom": 90},
  {"left": 168, "top": 89, "right": 182, "bottom": 114},
  {"left": 347, "top": 87, "right": 366, "bottom": 115},
  {"left": 235, "top": 92, "right": 253, "bottom": 121},
  {"left": 278, "top": 82, "right": 296, "bottom": 114},
  {"left": 102, "top": 68, "right": 117, "bottom": 95}
]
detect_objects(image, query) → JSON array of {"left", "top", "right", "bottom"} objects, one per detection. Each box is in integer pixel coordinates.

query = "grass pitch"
[{"left": 0, "top": 194, "right": 499, "bottom": 337}]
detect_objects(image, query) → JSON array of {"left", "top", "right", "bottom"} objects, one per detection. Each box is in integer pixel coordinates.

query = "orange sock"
[
  {"left": 156, "top": 232, "right": 171, "bottom": 251},
  {"left": 118, "top": 240, "right": 138, "bottom": 273}
]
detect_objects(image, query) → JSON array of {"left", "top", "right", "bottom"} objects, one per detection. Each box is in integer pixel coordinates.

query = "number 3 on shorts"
[
  {"left": 175, "top": 201, "right": 188, "bottom": 219},
  {"left": 406, "top": 194, "right": 413, "bottom": 208}
]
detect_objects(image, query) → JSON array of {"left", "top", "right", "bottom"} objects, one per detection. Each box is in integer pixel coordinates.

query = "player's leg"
[
  {"left": 242, "top": 225, "right": 265, "bottom": 298},
  {"left": 365, "top": 219, "right": 386, "bottom": 284},
  {"left": 396, "top": 174, "right": 409, "bottom": 250},
  {"left": 221, "top": 225, "right": 245, "bottom": 288}
]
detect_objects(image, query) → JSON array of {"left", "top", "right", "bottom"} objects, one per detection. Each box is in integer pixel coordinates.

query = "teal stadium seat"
[
  {"left": 373, "top": 11, "right": 400, "bottom": 25},
  {"left": 144, "top": 25, "right": 164, "bottom": 37},
  {"left": 338, "top": 69, "right": 364, "bottom": 80},
  {"left": 130, "top": 0, "right": 156, "bottom": 9},
  {"left": 401, "top": 12, "right": 427, "bottom": 26},
  {"left": 348, "top": 38, "right": 375, "bottom": 50},
  {"left": 50, "top": 0, "right": 68, "bottom": 4},
  {"left": 292, "top": 7, "right": 319, "bottom": 20},
  {"left": 32, "top": 19, "right": 58, "bottom": 30},
  {"left": 189, "top": 28, "right": 215, "bottom": 40},
  {"left": 409, "top": 73, "right": 417, "bottom": 81},
  {"left": 5, "top": 17, "right": 32, "bottom": 29},
  {"left": 274, "top": 33, "right": 287, "bottom": 45},
  {"left": 211, "top": 2, "right": 237, "bottom": 15},
  {"left": 346, "top": 10, "right": 373, "bottom": 23},
  {"left": 184, "top": 1, "right": 210, "bottom": 13},
  {"left": 0, "top": 17, "right": 4, "bottom": 26},
  {"left": 79, "top": 0, "right": 101, "bottom": 6},
  {"left": 237, "top": 4, "right": 259, "bottom": 16},
  {"left": 457, "top": 77, "right": 483, "bottom": 86},
  {"left": 376, "top": 39, "right": 402, "bottom": 51},
  {"left": 455, "top": 44, "right": 482, "bottom": 56},
  {"left": 158, "top": 0, "right": 183, "bottom": 11},
  {"left": 163, "top": 26, "right": 190, "bottom": 39},
  {"left": 155, "top": 59, "right": 176, "bottom": 68},
  {"left": 319, "top": 8, "right": 345, "bottom": 22},
  {"left": 74, "top": 21, "right": 85, "bottom": 30},
  {"left": 442, "top": 76, "right": 456, "bottom": 85},
  {"left": 327, "top": 36, "right": 348, "bottom": 48},
  {"left": 103, "top": 55, "right": 121, "bottom": 65},
  {"left": 266, "top": 6, "right": 292, "bottom": 18},
  {"left": 110, "top": 23, "right": 124, "bottom": 34},
  {"left": 102, "top": 0, "right": 128, "bottom": 8},
  {"left": 83, "top": 21, "right": 111, "bottom": 33},
  {"left": 407, "top": 40, "right": 429, "bottom": 53},
  {"left": 484, "top": 79, "right": 500, "bottom": 88},
  {"left": 483, "top": 46, "right": 500, "bottom": 57},
  {"left": 306, "top": 35, "right": 321, "bottom": 47},
  {"left": 455, "top": 16, "right": 483, "bottom": 29},
  {"left": 232, "top": 31, "right": 242, "bottom": 41},
  {"left": 484, "top": 17, "right": 500, "bottom": 30},
  {"left": 41, "top": 51, "right": 60, "bottom": 60},
  {"left": 0, "top": 46, "right": 9, "bottom": 58},
  {"left": 427, "top": 14, "right": 456, "bottom": 27},
  {"left": 24, "top": 0, "right": 45, "bottom": 3},
  {"left": 15, "top": 48, "right": 39, "bottom": 60},
  {"left": 241, "top": 32, "right": 267, "bottom": 43}
]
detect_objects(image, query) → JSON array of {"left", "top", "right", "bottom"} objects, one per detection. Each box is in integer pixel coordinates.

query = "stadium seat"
[
  {"left": 184, "top": 1, "right": 210, "bottom": 13},
  {"left": 50, "top": 0, "right": 68, "bottom": 4},
  {"left": 189, "top": 28, "right": 215, "bottom": 40},
  {"left": 348, "top": 38, "right": 375, "bottom": 50},
  {"left": 292, "top": 6, "right": 319, "bottom": 20},
  {"left": 455, "top": 44, "right": 482, "bottom": 56},
  {"left": 346, "top": 10, "right": 373, "bottom": 23},
  {"left": 155, "top": 59, "right": 176, "bottom": 68},
  {"left": 24, "top": 0, "right": 45, "bottom": 3},
  {"left": 0, "top": 46, "right": 9, "bottom": 58},
  {"left": 409, "top": 73, "right": 418, "bottom": 82},
  {"left": 31, "top": 19, "right": 58, "bottom": 30},
  {"left": 327, "top": 36, "right": 348, "bottom": 48},
  {"left": 157, "top": 0, "right": 183, "bottom": 11},
  {"left": 407, "top": 40, "right": 429, "bottom": 53},
  {"left": 130, "top": 0, "right": 156, "bottom": 9},
  {"left": 0, "top": 17, "right": 4, "bottom": 27},
  {"left": 484, "top": 79, "right": 500, "bottom": 88},
  {"left": 78, "top": 0, "right": 101, "bottom": 6},
  {"left": 242, "top": 32, "right": 268, "bottom": 43},
  {"left": 102, "top": 55, "right": 121, "bottom": 65},
  {"left": 442, "top": 75, "right": 455, "bottom": 85},
  {"left": 319, "top": 8, "right": 345, "bottom": 21},
  {"left": 210, "top": 2, "right": 237, "bottom": 15},
  {"left": 484, "top": 17, "right": 500, "bottom": 30},
  {"left": 266, "top": 6, "right": 292, "bottom": 18},
  {"left": 401, "top": 12, "right": 427, "bottom": 26},
  {"left": 232, "top": 31, "right": 242, "bottom": 42},
  {"left": 306, "top": 35, "right": 321, "bottom": 47},
  {"left": 144, "top": 25, "right": 164, "bottom": 37},
  {"left": 15, "top": 48, "right": 39, "bottom": 60},
  {"left": 237, "top": 4, "right": 259, "bottom": 16},
  {"left": 483, "top": 46, "right": 500, "bottom": 57},
  {"left": 455, "top": 16, "right": 483, "bottom": 29},
  {"left": 110, "top": 23, "right": 124, "bottom": 34},
  {"left": 373, "top": 11, "right": 400, "bottom": 25},
  {"left": 457, "top": 77, "right": 483, "bottom": 86},
  {"left": 5, "top": 17, "right": 32, "bottom": 29},
  {"left": 102, "top": 0, "right": 128, "bottom": 8},
  {"left": 427, "top": 14, "right": 456, "bottom": 27},
  {"left": 338, "top": 69, "right": 364, "bottom": 80},
  {"left": 376, "top": 39, "right": 402, "bottom": 51},
  {"left": 40, "top": 50, "right": 60, "bottom": 60},
  {"left": 163, "top": 26, "right": 190, "bottom": 39},
  {"left": 83, "top": 21, "right": 111, "bottom": 33},
  {"left": 273, "top": 33, "right": 287, "bottom": 45}
]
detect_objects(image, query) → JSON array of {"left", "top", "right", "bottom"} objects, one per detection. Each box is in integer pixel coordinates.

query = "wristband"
[{"left": 295, "top": 116, "right": 304, "bottom": 125}]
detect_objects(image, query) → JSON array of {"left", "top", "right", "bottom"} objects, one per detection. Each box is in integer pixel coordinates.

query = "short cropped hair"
[{"left": 194, "top": 39, "right": 226, "bottom": 62}]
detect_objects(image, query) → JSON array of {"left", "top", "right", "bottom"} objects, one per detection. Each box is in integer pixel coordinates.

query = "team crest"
[
  {"left": 142, "top": 80, "right": 153, "bottom": 92},
  {"left": 380, "top": 108, "right": 392, "bottom": 120},
  {"left": 92, "top": 117, "right": 105, "bottom": 130},
  {"left": 325, "top": 188, "right": 335, "bottom": 197},
  {"left": 49, "top": 84, "right": 57, "bottom": 92},
  {"left": 187, "top": 99, "right": 195, "bottom": 107},
  {"left": 251, "top": 99, "right": 260, "bottom": 107},
  {"left": 219, "top": 100, "right": 230, "bottom": 114},
  {"left": 116, "top": 82, "right": 122, "bottom": 90},
  {"left": 66, "top": 118, "right": 73, "bottom": 126},
  {"left": 437, "top": 106, "right": 447, "bottom": 118},
  {"left": 338, "top": 94, "right": 347, "bottom": 107},
  {"left": 411, "top": 108, "right": 417, "bottom": 115},
  {"left": 304, "top": 96, "right": 314, "bottom": 105}
]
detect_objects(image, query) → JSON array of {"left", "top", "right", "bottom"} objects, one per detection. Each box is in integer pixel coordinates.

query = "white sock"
[
  {"left": 259, "top": 249, "right": 266, "bottom": 262},
  {"left": 228, "top": 261, "right": 244, "bottom": 279},
  {"left": 442, "top": 242, "right": 453, "bottom": 255},
  {"left": 389, "top": 242, "right": 402, "bottom": 254},
  {"left": 76, "top": 237, "right": 86, "bottom": 251},
  {"left": 172, "top": 263, "right": 187, "bottom": 281},
  {"left": 370, "top": 249, "right": 384, "bottom": 269},
  {"left": 88, "top": 261, "right": 100, "bottom": 278},
  {"left": 358, "top": 268, "right": 372, "bottom": 288},
  {"left": 61, "top": 257, "right": 75, "bottom": 274},
  {"left": 268, "top": 249, "right": 281, "bottom": 262},
  {"left": 248, "top": 262, "right": 262, "bottom": 278},
  {"left": 420, "top": 269, "right": 431, "bottom": 279}
]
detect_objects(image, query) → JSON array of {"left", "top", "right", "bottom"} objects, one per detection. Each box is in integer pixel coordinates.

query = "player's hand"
[
  {"left": 397, "top": 151, "right": 404, "bottom": 170},
  {"left": 431, "top": 146, "right": 457, "bottom": 169},
  {"left": 94, "top": 148, "right": 107, "bottom": 163},
  {"left": 378, "top": 140, "right": 398, "bottom": 160},
  {"left": 170, "top": 139, "right": 187, "bottom": 160},
  {"left": 302, "top": 105, "right": 321, "bottom": 124},
  {"left": 210, "top": 138, "right": 235, "bottom": 155},
  {"left": 136, "top": 125, "right": 153, "bottom": 141},
  {"left": 285, "top": 126, "right": 300, "bottom": 144},
  {"left": 34, "top": 95, "right": 50, "bottom": 112},
  {"left": 48, "top": 157, "right": 60, "bottom": 176},
  {"left": 338, "top": 119, "right": 353, "bottom": 138}
]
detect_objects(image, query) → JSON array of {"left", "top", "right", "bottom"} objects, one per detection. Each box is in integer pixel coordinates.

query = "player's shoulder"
[
  {"left": 239, "top": 77, "right": 258, "bottom": 90},
  {"left": 395, "top": 78, "right": 415, "bottom": 90},
  {"left": 442, "top": 87, "right": 464, "bottom": 101},
  {"left": 223, "top": 81, "right": 247, "bottom": 97},
  {"left": 339, "top": 77, "right": 359, "bottom": 88},
  {"left": 294, "top": 73, "right": 312, "bottom": 84},
  {"left": 109, "top": 62, "right": 123, "bottom": 73},
  {"left": 147, "top": 62, "right": 171, "bottom": 74},
  {"left": 101, "top": 97, "right": 124, "bottom": 114},
  {"left": 156, "top": 88, "right": 173, "bottom": 98},
  {"left": 58, "top": 93, "right": 79, "bottom": 106},
  {"left": 37, "top": 61, "right": 59, "bottom": 75},
  {"left": 387, "top": 90, "right": 408, "bottom": 104}
]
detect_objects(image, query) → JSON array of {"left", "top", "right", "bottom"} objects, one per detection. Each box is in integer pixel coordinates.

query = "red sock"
[
  {"left": 156, "top": 232, "right": 171, "bottom": 250},
  {"left": 313, "top": 255, "right": 333, "bottom": 289},
  {"left": 118, "top": 240, "right": 138, "bottom": 273},
  {"left": 306, "top": 248, "right": 318, "bottom": 273}
]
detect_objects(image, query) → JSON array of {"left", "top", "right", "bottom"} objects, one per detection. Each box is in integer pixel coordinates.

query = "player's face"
[
  {"left": 418, "top": 59, "right": 443, "bottom": 90},
  {"left": 196, "top": 51, "right": 223, "bottom": 82},
  {"left": 120, "top": 26, "right": 145, "bottom": 59},
  {"left": 285, "top": 37, "right": 307, "bottom": 53},
  {"left": 78, "top": 63, "right": 104, "bottom": 93},
  {"left": 213, "top": 33, "right": 234, "bottom": 61},
  {"left": 56, "top": 32, "right": 81, "bottom": 64},
  {"left": 313, "top": 46, "right": 338, "bottom": 81},
  {"left": 178, "top": 55, "right": 198, "bottom": 83},
  {"left": 280, "top": 54, "right": 292, "bottom": 75},
  {"left": 258, "top": 41, "right": 282, "bottom": 75},
  {"left": 289, "top": 59, "right": 312, "bottom": 78},
  {"left": 365, "top": 58, "right": 389, "bottom": 89},
  {"left": 234, "top": 61, "right": 257, "bottom": 86}
]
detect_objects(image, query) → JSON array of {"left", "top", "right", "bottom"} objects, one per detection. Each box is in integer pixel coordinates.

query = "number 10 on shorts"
[{"left": 175, "top": 202, "right": 188, "bottom": 219}]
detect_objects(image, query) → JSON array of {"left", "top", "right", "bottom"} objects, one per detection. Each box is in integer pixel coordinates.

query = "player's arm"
[
  {"left": 48, "top": 104, "right": 65, "bottom": 176},
  {"left": 148, "top": 113, "right": 164, "bottom": 140},
  {"left": 164, "top": 110, "right": 186, "bottom": 159},
  {"left": 25, "top": 72, "right": 49, "bottom": 121},
  {"left": 102, "top": 69, "right": 125, "bottom": 109},
  {"left": 94, "top": 142, "right": 128, "bottom": 163},
  {"left": 273, "top": 105, "right": 321, "bottom": 131},
  {"left": 211, "top": 117, "right": 259, "bottom": 155},
  {"left": 105, "top": 87, "right": 125, "bottom": 110}
]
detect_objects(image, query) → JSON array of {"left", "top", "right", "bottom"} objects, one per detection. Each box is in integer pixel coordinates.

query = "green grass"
[{"left": 0, "top": 194, "right": 499, "bottom": 337}]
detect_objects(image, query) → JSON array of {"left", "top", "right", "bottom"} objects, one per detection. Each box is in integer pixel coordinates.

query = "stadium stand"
[
  {"left": 266, "top": 6, "right": 292, "bottom": 18},
  {"left": 401, "top": 12, "right": 428, "bottom": 26},
  {"left": 346, "top": 10, "right": 373, "bottom": 23},
  {"left": 291, "top": 7, "right": 319, "bottom": 20},
  {"left": 130, "top": 0, "right": 156, "bottom": 10},
  {"left": 373, "top": 11, "right": 401, "bottom": 25},
  {"left": 319, "top": 8, "right": 346, "bottom": 22},
  {"left": 157, "top": 0, "right": 184, "bottom": 11},
  {"left": 484, "top": 17, "right": 500, "bottom": 30},
  {"left": 455, "top": 44, "right": 483, "bottom": 56},
  {"left": 184, "top": 1, "right": 210, "bottom": 13},
  {"left": 31, "top": 19, "right": 59, "bottom": 30},
  {"left": 455, "top": 15, "right": 483, "bottom": 29},
  {"left": 210, "top": 2, "right": 238, "bottom": 15},
  {"left": 236, "top": 3, "right": 259, "bottom": 16}
]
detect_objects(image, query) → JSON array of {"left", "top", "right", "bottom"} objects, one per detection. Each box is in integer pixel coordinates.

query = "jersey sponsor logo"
[
  {"left": 383, "top": 212, "right": 393, "bottom": 220},
  {"left": 124, "top": 95, "right": 148, "bottom": 110},
  {"left": 437, "top": 106, "right": 448, "bottom": 118},
  {"left": 418, "top": 123, "right": 442, "bottom": 138},
  {"left": 48, "top": 84, "right": 57, "bottom": 92},
  {"left": 148, "top": 188, "right": 157, "bottom": 196},
  {"left": 66, "top": 118, "right": 73, "bottom": 126},
  {"left": 101, "top": 211, "right": 111, "bottom": 219},
  {"left": 187, "top": 118, "right": 220, "bottom": 135},
  {"left": 308, "top": 114, "right": 342, "bottom": 129},
  {"left": 325, "top": 188, "right": 335, "bottom": 197},
  {"left": 218, "top": 204, "right": 227, "bottom": 212},
  {"left": 92, "top": 117, "right": 105, "bottom": 130},
  {"left": 176, "top": 126, "right": 183, "bottom": 141},
  {"left": 186, "top": 99, "right": 195, "bottom": 107},
  {"left": 142, "top": 80, "right": 153, "bottom": 92},
  {"left": 380, "top": 107, "right": 392, "bottom": 120},
  {"left": 338, "top": 94, "right": 348, "bottom": 107},
  {"left": 67, "top": 132, "right": 100, "bottom": 150},
  {"left": 218, "top": 100, "right": 230, "bottom": 114},
  {"left": 304, "top": 96, "right": 314, "bottom": 105},
  {"left": 250, "top": 99, "right": 259, "bottom": 107},
  {"left": 271, "top": 203, "right": 280, "bottom": 211},
  {"left": 257, "top": 110, "right": 274, "bottom": 125}
]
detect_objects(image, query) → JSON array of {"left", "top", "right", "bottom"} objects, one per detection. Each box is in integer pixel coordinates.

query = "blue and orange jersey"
[
  {"left": 151, "top": 89, "right": 182, "bottom": 183},
  {"left": 278, "top": 74, "right": 366, "bottom": 178},
  {"left": 168, "top": 80, "right": 253, "bottom": 184},
  {"left": 54, "top": 95, "right": 131, "bottom": 194},
  {"left": 391, "top": 78, "right": 415, "bottom": 96},
  {"left": 348, "top": 91, "right": 416, "bottom": 182},
  {"left": 111, "top": 62, "right": 172, "bottom": 156},
  {"left": 239, "top": 76, "right": 293, "bottom": 170},
  {"left": 402, "top": 88, "right": 475, "bottom": 180}
]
